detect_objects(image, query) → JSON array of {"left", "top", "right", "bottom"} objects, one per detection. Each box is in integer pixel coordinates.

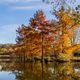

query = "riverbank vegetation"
[{"left": 0, "top": 44, "right": 14, "bottom": 54}]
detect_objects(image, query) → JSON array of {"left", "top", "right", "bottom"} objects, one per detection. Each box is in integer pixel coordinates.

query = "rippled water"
[{"left": 0, "top": 60, "right": 80, "bottom": 80}]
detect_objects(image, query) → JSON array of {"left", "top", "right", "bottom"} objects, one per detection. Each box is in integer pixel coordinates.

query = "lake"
[{"left": 0, "top": 60, "right": 80, "bottom": 80}]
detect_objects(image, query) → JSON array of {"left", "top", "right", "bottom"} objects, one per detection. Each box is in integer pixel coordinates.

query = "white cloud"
[
  {"left": 0, "top": 24, "right": 19, "bottom": 44},
  {"left": 12, "top": 5, "right": 51, "bottom": 10},
  {"left": 0, "top": 0, "right": 51, "bottom": 11},
  {"left": 13, "top": 6, "right": 36, "bottom": 10},
  {"left": 0, "top": 0, "right": 41, "bottom": 3},
  {"left": 17, "top": 0, "right": 41, "bottom": 2},
  {"left": 0, "top": 24, "right": 19, "bottom": 32}
]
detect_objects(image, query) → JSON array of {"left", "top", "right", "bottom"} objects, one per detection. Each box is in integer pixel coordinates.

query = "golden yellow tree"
[{"left": 52, "top": 7, "right": 80, "bottom": 60}]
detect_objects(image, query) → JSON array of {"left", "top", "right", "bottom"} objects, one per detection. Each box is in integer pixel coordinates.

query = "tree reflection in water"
[{"left": 0, "top": 61, "right": 80, "bottom": 80}]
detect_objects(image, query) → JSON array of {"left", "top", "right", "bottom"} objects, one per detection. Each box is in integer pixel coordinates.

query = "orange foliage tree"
[
  {"left": 14, "top": 10, "right": 55, "bottom": 60},
  {"left": 13, "top": 7, "right": 80, "bottom": 60}
]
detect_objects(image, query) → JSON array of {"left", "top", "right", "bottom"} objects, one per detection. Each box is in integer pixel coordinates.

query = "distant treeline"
[{"left": 0, "top": 44, "right": 15, "bottom": 54}]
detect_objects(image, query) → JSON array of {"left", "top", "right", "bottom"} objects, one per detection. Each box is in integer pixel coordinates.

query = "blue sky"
[
  {"left": 0, "top": 0, "right": 80, "bottom": 44},
  {"left": 0, "top": 0, "right": 53, "bottom": 44}
]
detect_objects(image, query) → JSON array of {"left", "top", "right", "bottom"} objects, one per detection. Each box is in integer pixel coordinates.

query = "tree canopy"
[{"left": 13, "top": 7, "right": 80, "bottom": 60}]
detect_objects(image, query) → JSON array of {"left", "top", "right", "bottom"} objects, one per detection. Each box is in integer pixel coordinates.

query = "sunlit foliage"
[{"left": 14, "top": 7, "right": 80, "bottom": 60}]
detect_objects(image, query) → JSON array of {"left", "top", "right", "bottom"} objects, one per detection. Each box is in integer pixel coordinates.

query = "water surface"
[{"left": 0, "top": 60, "right": 80, "bottom": 80}]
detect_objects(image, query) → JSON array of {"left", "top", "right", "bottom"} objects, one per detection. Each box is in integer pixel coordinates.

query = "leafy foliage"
[{"left": 14, "top": 8, "right": 80, "bottom": 59}]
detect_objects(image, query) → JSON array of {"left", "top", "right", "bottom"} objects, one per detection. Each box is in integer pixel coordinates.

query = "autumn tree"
[
  {"left": 51, "top": 7, "right": 80, "bottom": 60},
  {"left": 30, "top": 10, "right": 55, "bottom": 59},
  {"left": 14, "top": 10, "right": 56, "bottom": 61},
  {"left": 14, "top": 6, "right": 80, "bottom": 61}
]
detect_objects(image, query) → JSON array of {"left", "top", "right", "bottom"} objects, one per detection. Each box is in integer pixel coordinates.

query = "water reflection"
[
  {"left": 0, "top": 61, "right": 80, "bottom": 80},
  {"left": 0, "top": 71, "right": 15, "bottom": 80}
]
